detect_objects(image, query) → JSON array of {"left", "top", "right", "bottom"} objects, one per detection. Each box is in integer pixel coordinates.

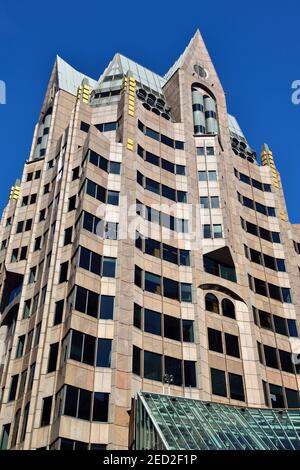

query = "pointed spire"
[{"left": 164, "top": 29, "right": 219, "bottom": 85}]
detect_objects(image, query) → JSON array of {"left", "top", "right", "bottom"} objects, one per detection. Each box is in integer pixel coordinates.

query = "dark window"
[
  {"left": 269, "top": 384, "right": 285, "bottom": 408},
  {"left": 96, "top": 339, "right": 112, "bottom": 368},
  {"left": 145, "top": 238, "right": 161, "bottom": 258},
  {"left": 144, "top": 309, "right": 161, "bottom": 336},
  {"left": 134, "top": 266, "right": 143, "bottom": 288},
  {"left": 68, "top": 195, "right": 76, "bottom": 211},
  {"left": 163, "top": 244, "right": 178, "bottom": 264},
  {"left": 132, "top": 346, "right": 141, "bottom": 376},
  {"left": 64, "top": 386, "right": 78, "bottom": 417},
  {"left": 273, "top": 315, "right": 288, "bottom": 336},
  {"left": 163, "top": 278, "right": 179, "bottom": 300},
  {"left": 8, "top": 375, "right": 19, "bottom": 401},
  {"left": 64, "top": 227, "right": 73, "bottom": 246},
  {"left": 93, "top": 393, "right": 109, "bottom": 422},
  {"left": 144, "top": 351, "right": 162, "bottom": 382},
  {"left": 179, "top": 249, "right": 190, "bottom": 266},
  {"left": 180, "top": 283, "right": 192, "bottom": 302},
  {"left": 47, "top": 343, "right": 59, "bottom": 373},
  {"left": 279, "top": 350, "right": 294, "bottom": 374},
  {"left": 164, "top": 356, "right": 182, "bottom": 386},
  {"left": 145, "top": 272, "right": 161, "bottom": 295},
  {"left": 184, "top": 361, "right": 196, "bottom": 387},
  {"left": 99, "top": 296, "right": 114, "bottom": 320},
  {"left": 182, "top": 320, "right": 194, "bottom": 342},
  {"left": 211, "top": 368, "right": 227, "bottom": 397},
  {"left": 72, "top": 166, "right": 80, "bottom": 180},
  {"left": 228, "top": 373, "right": 245, "bottom": 401},
  {"left": 59, "top": 261, "right": 68, "bottom": 283},
  {"left": 287, "top": 320, "right": 298, "bottom": 338},
  {"left": 41, "top": 396, "right": 52, "bottom": 427},
  {"left": 146, "top": 178, "right": 160, "bottom": 195},
  {"left": 222, "top": 299, "right": 235, "bottom": 319},
  {"left": 205, "top": 294, "right": 219, "bottom": 314},
  {"left": 264, "top": 345, "right": 279, "bottom": 369},
  {"left": 107, "top": 190, "right": 119, "bottom": 206},
  {"left": 208, "top": 328, "right": 223, "bottom": 353},
  {"left": 134, "top": 303, "right": 142, "bottom": 329},
  {"left": 102, "top": 257, "right": 116, "bottom": 277},
  {"left": 225, "top": 333, "right": 240, "bottom": 358},
  {"left": 285, "top": 388, "right": 300, "bottom": 409},
  {"left": 0, "top": 424, "right": 10, "bottom": 450},
  {"left": 164, "top": 315, "right": 180, "bottom": 341},
  {"left": 80, "top": 121, "right": 90, "bottom": 132},
  {"left": 259, "top": 310, "right": 272, "bottom": 330},
  {"left": 203, "top": 224, "right": 211, "bottom": 239},
  {"left": 146, "top": 152, "right": 160, "bottom": 166}
]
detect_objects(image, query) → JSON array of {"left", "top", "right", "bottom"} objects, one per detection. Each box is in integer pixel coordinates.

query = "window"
[
  {"left": 208, "top": 328, "right": 223, "bottom": 353},
  {"left": 222, "top": 299, "right": 235, "bottom": 319},
  {"left": 8, "top": 375, "right": 19, "bottom": 401},
  {"left": 208, "top": 171, "right": 217, "bottom": 181},
  {"left": 47, "top": 343, "right": 59, "bottom": 373},
  {"left": 26, "top": 172, "right": 33, "bottom": 182},
  {"left": 184, "top": 361, "right": 197, "bottom": 387},
  {"left": 211, "top": 196, "right": 220, "bottom": 208},
  {"left": 93, "top": 393, "right": 109, "bottom": 422},
  {"left": 145, "top": 272, "right": 161, "bottom": 295},
  {"left": 144, "top": 351, "right": 162, "bottom": 382},
  {"left": 0, "top": 424, "right": 10, "bottom": 450},
  {"left": 41, "top": 396, "right": 52, "bottom": 427},
  {"left": 264, "top": 345, "right": 279, "bottom": 369},
  {"left": 203, "top": 224, "right": 211, "bottom": 238},
  {"left": 180, "top": 283, "right": 192, "bottom": 302},
  {"left": 198, "top": 171, "right": 207, "bottom": 181},
  {"left": 200, "top": 196, "right": 209, "bottom": 208},
  {"left": 100, "top": 295, "right": 114, "bottom": 320},
  {"left": 16, "top": 335, "right": 25, "bottom": 358},
  {"left": 274, "top": 315, "right": 288, "bottom": 336},
  {"left": 269, "top": 384, "right": 285, "bottom": 408},
  {"left": 59, "top": 261, "right": 68, "bottom": 283},
  {"left": 64, "top": 227, "right": 73, "bottom": 246},
  {"left": 134, "top": 303, "right": 142, "bottom": 329},
  {"left": 20, "top": 402, "right": 30, "bottom": 442},
  {"left": 197, "top": 146, "right": 205, "bottom": 156},
  {"left": 163, "top": 278, "right": 179, "bottom": 300},
  {"left": 54, "top": 300, "right": 64, "bottom": 325},
  {"left": 102, "top": 257, "right": 116, "bottom": 277},
  {"left": 182, "top": 320, "right": 194, "bottom": 342},
  {"left": 225, "top": 333, "right": 240, "bottom": 358},
  {"left": 34, "top": 236, "right": 41, "bottom": 251},
  {"left": 80, "top": 121, "right": 90, "bottom": 132},
  {"left": 96, "top": 339, "right": 112, "bottom": 368},
  {"left": 279, "top": 350, "right": 294, "bottom": 374},
  {"left": 72, "top": 166, "right": 80, "bottom": 180},
  {"left": 132, "top": 346, "right": 141, "bottom": 376},
  {"left": 68, "top": 195, "right": 76, "bottom": 211},
  {"left": 228, "top": 373, "right": 245, "bottom": 401},
  {"left": 23, "top": 299, "right": 31, "bottom": 319},
  {"left": 164, "top": 315, "right": 181, "bottom": 341},
  {"left": 211, "top": 368, "right": 227, "bottom": 397},
  {"left": 213, "top": 224, "right": 223, "bottom": 238},
  {"left": 145, "top": 239, "right": 161, "bottom": 258},
  {"left": 205, "top": 294, "right": 219, "bottom": 314},
  {"left": 107, "top": 190, "right": 119, "bottom": 206},
  {"left": 144, "top": 309, "right": 161, "bottom": 336},
  {"left": 165, "top": 356, "right": 182, "bottom": 386}
]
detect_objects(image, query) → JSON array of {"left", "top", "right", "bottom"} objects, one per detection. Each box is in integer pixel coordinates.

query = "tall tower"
[{"left": 0, "top": 31, "right": 299, "bottom": 451}]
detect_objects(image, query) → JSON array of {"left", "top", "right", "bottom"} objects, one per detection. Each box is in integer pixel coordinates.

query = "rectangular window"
[
  {"left": 145, "top": 272, "right": 161, "bottom": 295},
  {"left": 59, "top": 261, "right": 68, "bottom": 283},
  {"left": 41, "top": 396, "right": 52, "bottom": 427},
  {"left": 208, "top": 328, "right": 223, "bottom": 353},
  {"left": 144, "top": 351, "right": 162, "bottom": 382},
  {"left": 8, "top": 375, "right": 19, "bottom": 402},
  {"left": 54, "top": 300, "right": 64, "bottom": 325},
  {"left": 47, "top": 343, "right": 59, "bottom": 373},
  {"left": 132, "top": 346, "right": 141, "bottom": 376},
  {"left": 211, "top": 368, "right": 227, "bottom": 397},
  {"left": 225, "top": 333, "right": 240, "bottom": 358},
  {"left": 144, "top": 309, "right": 161, "bottom": 336},
  {"left": 165, "top": 356, "right": 182, "bottom": 386},
  {"left": 96, "top": 339, "right": 112, "bottom": 368},
  {"left": 92, "top": 393, "right": 109, "bottom": 422},
  {"left": 184, "top": 361, "right": 197, "bottom": 387},
  {"left": 164, "top": 315, "right": 181, "bottom": 341},
  {"left": 228, "top": 373, "right": 245, "bottom": 401},
  {"left": 99, "top": 295, "right": 114, "bottom": 320}
]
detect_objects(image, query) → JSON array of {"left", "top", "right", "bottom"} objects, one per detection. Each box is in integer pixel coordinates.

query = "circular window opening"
[{"left": 194, "top": 64, "right": 208, "bottom": 79}]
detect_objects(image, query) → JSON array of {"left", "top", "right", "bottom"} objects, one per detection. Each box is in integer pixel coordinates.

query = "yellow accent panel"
[{"left": 127, "top": 138, "right": 134, "bottom": 150}]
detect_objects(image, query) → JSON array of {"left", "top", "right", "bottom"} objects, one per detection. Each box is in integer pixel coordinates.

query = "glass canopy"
[{"left": 135, "top": 392, "right": 300, "bottom": 450}]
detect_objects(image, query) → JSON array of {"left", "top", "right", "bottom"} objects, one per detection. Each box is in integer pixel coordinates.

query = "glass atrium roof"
[{"left": 136, "top": 392, "right": 300, "bottom": 450}]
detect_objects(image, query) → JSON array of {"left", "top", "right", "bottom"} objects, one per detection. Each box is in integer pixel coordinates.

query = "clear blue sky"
[{"left": 0, "top": 1, "right": 299, "bottom": 222}]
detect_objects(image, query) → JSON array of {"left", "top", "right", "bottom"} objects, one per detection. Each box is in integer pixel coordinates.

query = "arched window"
[
  {"left": 205, "top": 294, "right": 219, "bottom": 314},
  {"left": 222, "top": 298, "right": 235, "bottom": 319}
]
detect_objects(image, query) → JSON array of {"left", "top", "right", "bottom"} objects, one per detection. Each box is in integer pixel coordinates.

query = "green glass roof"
[{"left": 136, "top": 392, "right": 300, "bottom": 450}]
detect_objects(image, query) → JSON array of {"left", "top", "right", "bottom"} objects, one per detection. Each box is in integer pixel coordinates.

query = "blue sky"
[{"left": 0, "top": 0, "right": 299, "bottom": 222}]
